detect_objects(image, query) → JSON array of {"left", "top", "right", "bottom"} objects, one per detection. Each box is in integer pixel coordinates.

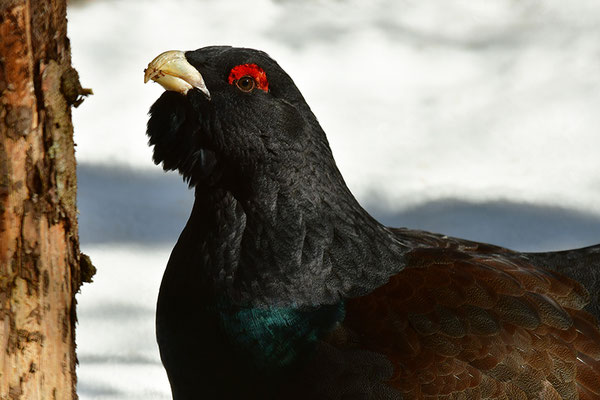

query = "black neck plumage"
[{"left": 186, "top": 155, "right": 409, "bottom": 307}]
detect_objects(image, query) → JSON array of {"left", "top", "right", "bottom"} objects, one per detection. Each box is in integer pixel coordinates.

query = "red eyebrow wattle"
[{"left": 228, "top": 64, "right": 269, "bottom": 92}]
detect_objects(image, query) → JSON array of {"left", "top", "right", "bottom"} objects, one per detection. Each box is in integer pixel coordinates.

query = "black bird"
[{"left": 144, "top": 46, "right": 600, "bottom": 399}]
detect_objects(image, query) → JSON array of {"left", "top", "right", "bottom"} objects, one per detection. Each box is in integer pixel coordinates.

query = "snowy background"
[{"left": 68, "top": 0, "right": 600, "bottom": 398}]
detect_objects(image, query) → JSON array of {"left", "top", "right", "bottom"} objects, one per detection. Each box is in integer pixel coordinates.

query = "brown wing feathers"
[{"left": 344, "top": 247, "right": 600, "bottom": 399}]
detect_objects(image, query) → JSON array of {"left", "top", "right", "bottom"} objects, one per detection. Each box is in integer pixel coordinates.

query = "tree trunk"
[{"left": 0, "top": 1, "right": 93, "bottom": 398}]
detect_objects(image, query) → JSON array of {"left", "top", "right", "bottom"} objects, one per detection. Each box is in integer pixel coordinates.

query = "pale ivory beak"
[{"left": 144, "top": 50, "right": 211, "bottom": 99}]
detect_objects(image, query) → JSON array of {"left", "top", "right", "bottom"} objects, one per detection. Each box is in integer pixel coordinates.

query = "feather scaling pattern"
[{"left": 343, "top": 244, "right": 600, "bottom": 399}]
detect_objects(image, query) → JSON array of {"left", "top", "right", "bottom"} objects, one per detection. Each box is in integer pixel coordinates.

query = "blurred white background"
[{"left": 68, "top": 0, "right": 600, "bottom": 398}]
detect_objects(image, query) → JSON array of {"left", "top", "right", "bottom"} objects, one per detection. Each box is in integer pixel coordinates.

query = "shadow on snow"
[{"left": 78, "top": 163, "right": 600, "bottom": 252}]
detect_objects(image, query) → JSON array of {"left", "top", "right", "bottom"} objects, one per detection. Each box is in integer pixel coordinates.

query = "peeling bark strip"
[{"left": 0, "top": 1, "right": 90, "bottom": 399}]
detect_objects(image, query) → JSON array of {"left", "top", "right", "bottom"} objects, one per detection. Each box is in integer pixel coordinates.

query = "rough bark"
[{"left": 0, "top": 1, "right": 93, "bottom": 399}]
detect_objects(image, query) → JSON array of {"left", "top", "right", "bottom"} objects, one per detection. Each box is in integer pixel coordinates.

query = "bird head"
[{"left": 145, "top": 46, "right": 332, "bottom": 201}]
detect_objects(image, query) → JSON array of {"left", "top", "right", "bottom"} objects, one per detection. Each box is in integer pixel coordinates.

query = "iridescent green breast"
[{"left": 216, "top": 302, "right": 345, "bottom": 372}]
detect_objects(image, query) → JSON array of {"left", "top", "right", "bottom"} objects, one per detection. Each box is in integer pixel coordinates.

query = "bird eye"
[{"left": 236, "top": 76, "right": 256, "bottom": 93}]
